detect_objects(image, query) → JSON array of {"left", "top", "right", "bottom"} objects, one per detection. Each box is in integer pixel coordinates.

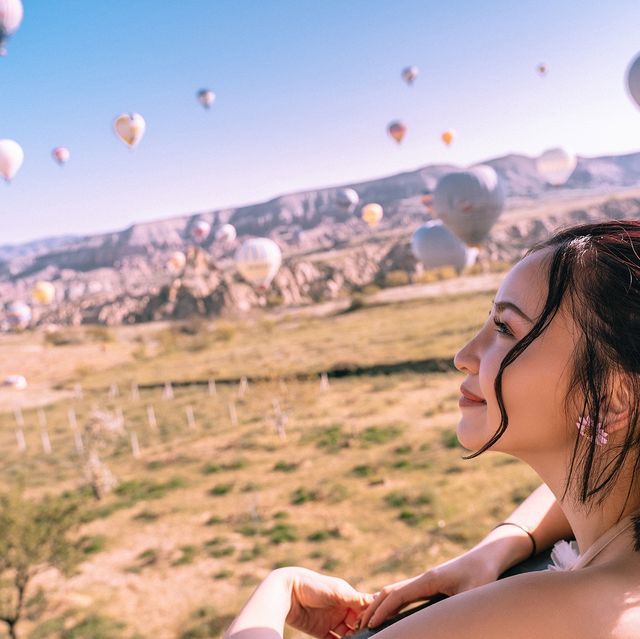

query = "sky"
[{"left": 2, "top": 0, "right": 640, "bottom": 244}]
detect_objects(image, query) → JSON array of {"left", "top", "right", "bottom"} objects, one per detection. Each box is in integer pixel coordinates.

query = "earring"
[{"left": 576, "top": 415, "right": 608, "bottom": 446}]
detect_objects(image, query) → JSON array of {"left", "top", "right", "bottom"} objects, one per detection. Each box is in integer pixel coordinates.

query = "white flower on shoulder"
[{"left": 547, "top": 540, "right": 580, "bottom": 571}]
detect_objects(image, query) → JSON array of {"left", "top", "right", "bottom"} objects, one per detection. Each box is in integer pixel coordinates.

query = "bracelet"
[{"left": 491, "top": 522, "right": 537, "bottom": 559}]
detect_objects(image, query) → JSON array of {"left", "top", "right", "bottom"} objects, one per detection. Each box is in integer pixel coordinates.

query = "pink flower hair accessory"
[{"left": 576, "top": 415, "right": 608, "bottom": 446}]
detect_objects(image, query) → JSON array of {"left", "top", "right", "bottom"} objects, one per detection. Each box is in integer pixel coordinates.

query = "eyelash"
[{"left": 492, "top": 317, "right": 513, "bottom": 337}]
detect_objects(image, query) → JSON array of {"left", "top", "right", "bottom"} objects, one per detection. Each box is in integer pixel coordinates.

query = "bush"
[
  {"left": 264, "top": 523, "right": 298, "bottom": 545},
  {"left": 290, "top": 487, "right": 320, "bottom": 505},
  {"left": 383, "top": 270, "right": 410, "bottom": 288},
  {"left": 440, "top": 429, "right": 460, "bottom": 449},
  {"left": 344, "top": 295, "right": 365, "bottom": 313},
  {"left": 208, "top": 483, "right": 234, "bottom": 497},
  {"left": 273, "top": 461, "right": 299, "bottom": 473},
  {"left": 360, "top": 425, "right": 403, "bottom": 445}
]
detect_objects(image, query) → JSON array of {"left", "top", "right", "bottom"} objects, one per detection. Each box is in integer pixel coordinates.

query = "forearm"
[
  {"left": 472, "top": 483, "right": 572, "bottom": 574},
  {"left": 224, "top": 569, "right": 292, "bottom": 639}
]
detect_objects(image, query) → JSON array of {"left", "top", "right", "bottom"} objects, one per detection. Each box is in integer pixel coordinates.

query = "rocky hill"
[{"left": 3, "top": 151, "right": 640, "bottom": 326}]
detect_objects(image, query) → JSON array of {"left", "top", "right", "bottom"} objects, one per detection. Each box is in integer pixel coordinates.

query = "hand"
[
  {"left": 283, "top": 567, "right": 375, "bottom": 638},
  {"left": 358, "top": 547, "right": 500, "bottom": 629}
]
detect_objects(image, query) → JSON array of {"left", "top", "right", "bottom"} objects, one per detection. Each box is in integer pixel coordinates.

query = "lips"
[{"left": 460, "top": 386, "right": 486, "bottom": 403}]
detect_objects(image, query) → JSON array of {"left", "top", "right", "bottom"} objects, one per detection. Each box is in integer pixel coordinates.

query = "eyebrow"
[{"left": 492, "top": 300, "right": 534, "bottom": 323}]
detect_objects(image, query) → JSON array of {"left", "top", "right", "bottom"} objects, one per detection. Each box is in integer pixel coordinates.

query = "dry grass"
[{"left": 0, "top": 287, "right": 543, "bottom": 639}]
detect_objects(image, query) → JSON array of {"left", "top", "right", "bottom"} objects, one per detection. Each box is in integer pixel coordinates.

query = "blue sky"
[{"left": 2, "top": 0, "right": 640, "bottom": 244}]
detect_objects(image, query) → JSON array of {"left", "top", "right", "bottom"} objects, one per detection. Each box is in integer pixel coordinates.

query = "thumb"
[{"left": 337, "top": 587, "right": 376, "bottom": 609}]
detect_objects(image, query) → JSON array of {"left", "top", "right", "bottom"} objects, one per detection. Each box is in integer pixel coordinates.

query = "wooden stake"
[
  {"left": 109, "top": 383, "right": 119, "bottom": 399},
  {"left": 146, "top": 405, "right": 157, "bottom": 431},
  {"left": 228, "top": 401, "right": 238, "bottom": 427},
  {"left": 163, "top": 381, "right": 174, "bottom": 400},
  {"left": 67, "top": 408, "right": 78, "bottom": 431},
  {"left": 14, "top": 408, "right": 24, "bottom": 429},
  {"left": 67, "top": 408, "right": 84, "bottom": 454},
  {"left": 131, "top": 383, "right": 140, "bottom": 401},
  {"left": 40, "top": 430, "right": 52, "bottom": 455},
  {"left": 130, "top": 431, "right": 141, "bottom": 459},
  {"left": 208, "top": 379, "right": 217, "bottom": 396},
  {"left": 15, "top": 429, "right": 26, "bottom": 453},
  {"left": 320, "top": 372, "right": 330, "bottom": 392},
  {"left": 186, "top": 405, "right": 196, "bottom": 430},
  {"left": 239, "top": 376, "right": 249, "bottom": 397},
  {"left": 37, "top": 409, "right": 52, "bottom": 454}
]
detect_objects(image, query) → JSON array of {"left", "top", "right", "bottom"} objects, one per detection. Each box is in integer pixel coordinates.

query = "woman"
[{"left": 225, "top": 221, "right": 640, "bottom": 639}]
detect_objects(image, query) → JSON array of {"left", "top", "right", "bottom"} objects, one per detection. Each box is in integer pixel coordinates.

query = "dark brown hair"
[{"left": 464, "top": 220, "right": 640, "bottom": 550}]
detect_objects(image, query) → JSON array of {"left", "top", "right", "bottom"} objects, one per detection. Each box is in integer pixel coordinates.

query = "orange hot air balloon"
[
  {"left": 388, "top": 121, "right": 407, "bottom": 144},
  {"left": 52, "top": 147, "right": 70, "bottom": 166},
  {"left": 441, "top": 130, "right": 455, "bottom": 147},
  {"left": 361, "top": 203, "right": 383, "bottom": 228}
]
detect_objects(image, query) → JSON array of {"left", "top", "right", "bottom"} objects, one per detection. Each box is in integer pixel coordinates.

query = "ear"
[{"left": 604, "top": 380, "right": 631, "bottom": 434}]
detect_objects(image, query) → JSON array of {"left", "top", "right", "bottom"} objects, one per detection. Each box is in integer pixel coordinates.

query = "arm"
[
  {"left": 224, "top": 567, "right": 373, "bottom": 639},
  {"left": 477, "top": 482, "right": 572, "bottom": 574},
  {"left": 224, "top": 570, "right": 291, "bottom": 639},
  {"left": 360, "top": 482, "right": 573, "bottom": 628}
]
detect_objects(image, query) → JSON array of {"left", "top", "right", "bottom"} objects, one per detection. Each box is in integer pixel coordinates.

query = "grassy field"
[{"left": 0, "top": 287, "right": 542, "bottom": 639}]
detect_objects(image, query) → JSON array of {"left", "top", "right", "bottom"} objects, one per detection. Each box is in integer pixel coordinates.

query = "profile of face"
[{"left": 453, "top": 249, "right": 580, "bottom": 459}]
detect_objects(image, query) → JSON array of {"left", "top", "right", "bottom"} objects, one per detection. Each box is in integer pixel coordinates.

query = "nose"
[{"left": 454, "top": 332, "right": 481, "bottom": 375}]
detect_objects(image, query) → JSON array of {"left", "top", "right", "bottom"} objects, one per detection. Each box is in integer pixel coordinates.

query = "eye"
[{"left": 493, "top": 317, "right": 513, "bottom": 337}]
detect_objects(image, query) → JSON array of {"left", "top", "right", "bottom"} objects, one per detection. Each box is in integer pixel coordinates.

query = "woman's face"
[{"left": 453, "top": 249, "right": 579, "bottom": 457}]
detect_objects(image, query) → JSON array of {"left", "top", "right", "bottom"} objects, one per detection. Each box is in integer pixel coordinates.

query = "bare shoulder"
[{"left": 375, "top": 567, "right": 640, "bottom": 639}]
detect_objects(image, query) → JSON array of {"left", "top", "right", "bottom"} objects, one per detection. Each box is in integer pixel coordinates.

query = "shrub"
[
  {"left": 273, "top": 461, "right": 299, "bottom": 473},
  {"left": 264, "top": 523, "right": 298, "bottom": 545},
  {"left": 208, "top": 483, "right": 234, "bottom": 497},
  {"left": 290, "top": 487, "right": 320, "bottom": 505},
  {"left": 384, "top": 270, "right": 410, "bottom": 288},
  {"left": 360, "top": 425, "right": 403, "bottom": 445},
  {"left": 440, "top": 429, "right": 460, "bottom": 449}
]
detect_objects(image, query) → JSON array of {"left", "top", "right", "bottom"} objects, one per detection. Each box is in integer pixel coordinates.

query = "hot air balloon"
[
  {"left": 536, "top": 63, "right": 548, "bottom": 76},
  {"left": 190, "top": 220, "right": 211, "bottom": 243},
  {"left": 626, "top": 53, "right": 640, "bottom": 110},
  {"left": 441, "top": 129, "right": 455, "bottom": 147},
  {"left": 0, "top": 139, "right": 23, "bottom": 182},
  {"left": 52, "top": 147, "right": 70, "bottom": 166},
  {"left": 535, "top": 147, "right": 577, "bottom": 186},
  {"left": 0, "top": 0, "right": 23, "bottom": 56},
  {"left": 5, "top": 301, "right": 31, "bottom": 329},
  {"left": 388, "top": 121, "right": 407, "bottom": 144},
  {"left": 336, "top": 188, "right": 359, "bottom": 211},
  {"left": 216, "top": 224, "right": 237, "bottom": 243},
  {"left": 235, "top": 238, "right": 282, "bottom": 288},
  {"left": 401, "top": 66, "right": 419, "bottom": 85},
  {"left": 361, "top": 203, "right": 384, "bottom": 228},
  {"left": 32, "top": 281, "right": 55, "bottom": 305},
  {"left": 2, "top": 374, "right": 27, "bottom": 390},
  {"left": 114, "top": 113, "right": 146, "bottom": 148},
  {"left": 411, "top": 221, "right": 469, "bottom": 274},
  {"left": 433, "top": 165, "right": 505, "bottom": 246},
  {"left": 197, "top": 89, "right": 216, "bottom": 109},
  {"left": 166, "top": 251, "right": 186, "bottom": 273}
]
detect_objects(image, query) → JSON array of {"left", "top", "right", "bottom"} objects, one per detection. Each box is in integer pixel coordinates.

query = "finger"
[
  {"left": 358, "top": 592, "right": 385, "bottom": 629},
  {"left": 368, "top": 593, "right": 405, "bottom": 628},
  {"left": 344, "top": 608, "right": 361, "bottom": 630},
  {"left": 326, "top": 621, "right": 351, "bottom": 638}
]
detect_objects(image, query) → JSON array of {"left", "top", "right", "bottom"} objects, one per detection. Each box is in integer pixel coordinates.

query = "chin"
[{"left": 456, "top": 414, "right": 494, "bottom": 451}]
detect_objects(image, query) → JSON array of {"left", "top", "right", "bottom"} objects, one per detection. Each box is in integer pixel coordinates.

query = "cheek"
[
  {"left": 490, "top": 342, "right": 573, "bottom": 450},
  {"left": 479, "top": 344, "right": 509, "bottom": 426}
]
